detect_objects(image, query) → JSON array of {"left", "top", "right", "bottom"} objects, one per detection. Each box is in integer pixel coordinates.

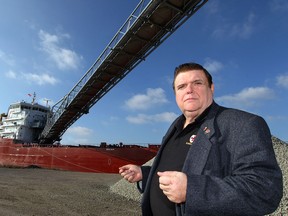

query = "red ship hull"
[{"left": 0, "top": 138, "right": 159, "bottom": 173}]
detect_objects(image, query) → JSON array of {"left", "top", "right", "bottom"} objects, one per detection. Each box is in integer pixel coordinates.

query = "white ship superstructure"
[{"left": 0, "top": 99, "right": 50, "bottom": 143}]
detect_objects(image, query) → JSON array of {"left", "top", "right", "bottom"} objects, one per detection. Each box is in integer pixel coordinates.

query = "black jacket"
[{"left": 139, "top": 102, "right": 283, "bottom": 215}]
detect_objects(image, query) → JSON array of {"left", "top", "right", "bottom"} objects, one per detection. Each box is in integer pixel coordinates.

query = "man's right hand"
[{"left": 119, "top": 164, "right": 143, "bottom": 183}]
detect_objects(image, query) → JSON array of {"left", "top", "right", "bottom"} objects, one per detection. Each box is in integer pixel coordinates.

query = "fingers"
[
  {"left": 157, "top": 171, "right": 175, "bottom": 177},
  {"left": 158, "top": 172, "right": 172, "bottom": 196},
  {"left": 119, "top": 165, "right": 131, "bottom": 173},
  {"left": 157, "top": 171, "right": 187, "bottom": 203},
  {"left": 119, "top": 164, "right": 133, "bottom": 176},
  {"left": 159, "top": 182, "right": 170, "bottom": 193},
  {"left": 158, "top": 174, "right": 170, "bottom": 186},
  {"left": 119, "top": 164, "right": 142, "bottom": 183},
  {"left": 119, "top": 167, "right": 134, "bottom": 179},
  {"left": 157, "top": 171, "right": 174, "bottom": 186}
]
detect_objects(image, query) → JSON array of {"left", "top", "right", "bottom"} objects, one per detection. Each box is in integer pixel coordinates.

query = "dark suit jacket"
[{"left": 139, "top": 102, "right": 283, "bottom": 216}]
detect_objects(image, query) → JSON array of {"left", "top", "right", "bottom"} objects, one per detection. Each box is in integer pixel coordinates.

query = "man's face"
[{"left": 174, "top": 69, "right": 214, "bottom": 120}]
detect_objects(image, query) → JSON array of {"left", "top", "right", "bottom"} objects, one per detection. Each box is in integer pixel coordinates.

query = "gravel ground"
[
  {"left": 0, "top": 168, "right": 141, "bottom": 216},
  {"left": 0, "top": 136, "right": 287, "bottom": 215}
]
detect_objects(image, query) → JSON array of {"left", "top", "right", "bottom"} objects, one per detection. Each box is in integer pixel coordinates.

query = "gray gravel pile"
[
  {"left": 110, "top": 160, "right": 154, "bottom": 202},
  {"left": 110, "top": 136, "right": 288, "bottom": 215},
  {"left": 267, "top": 136, "right": 288, "bottom": 215}
]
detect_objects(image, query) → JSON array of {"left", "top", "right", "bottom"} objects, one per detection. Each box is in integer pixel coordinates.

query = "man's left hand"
[{"left": 158, "top": 171, "right": 187, "bottom": 203}]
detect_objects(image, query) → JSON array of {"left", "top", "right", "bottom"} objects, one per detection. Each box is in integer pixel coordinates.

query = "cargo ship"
[
  {"left": 0, "top": 0, "right": 209, "bottom": 174},
  {"left": 0, "top": 96, "right": 159, "bottom": 173}
]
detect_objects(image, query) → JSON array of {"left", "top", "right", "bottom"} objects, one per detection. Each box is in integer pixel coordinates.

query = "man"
[{"left": 119, "top": 62, "right": 283, "bottom": 215}]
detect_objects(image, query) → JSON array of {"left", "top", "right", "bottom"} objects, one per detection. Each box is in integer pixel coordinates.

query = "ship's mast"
[
  {"left": 31, "top": 92, "right": 36, "bottom": 105},
  {"left": 43, "top": 98, "right": 51, "bottom": 107}
]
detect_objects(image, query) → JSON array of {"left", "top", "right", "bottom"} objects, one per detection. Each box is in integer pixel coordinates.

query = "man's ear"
[{"left": 211, "top": 83, "right": 215, "bottom": 94}]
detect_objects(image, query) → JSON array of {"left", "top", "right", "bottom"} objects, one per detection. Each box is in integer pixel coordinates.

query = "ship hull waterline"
[{"left": 0, "top": 138, "right": 159, "bottom": 173}]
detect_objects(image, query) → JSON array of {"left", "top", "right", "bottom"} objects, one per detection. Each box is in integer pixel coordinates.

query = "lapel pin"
[
  {"left": 203, "top": 127, "right": 210, "bottom": 134},
  {"left": 186, "top": 134, "right": 196, "bottom": 145}
]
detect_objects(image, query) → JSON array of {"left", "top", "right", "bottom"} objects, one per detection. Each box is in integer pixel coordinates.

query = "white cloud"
[
  {"left": 5, "top": 70, "right": 58, "bottom": 86},
  {"left": 22, "top": 73, "right": 59, "bottom": 85},
  {"left": 61, "top": 126, "right": 93, "bottom": 145},
  {"left": 66, "top": 126, "right": 93, "bottom": 137},
  {"left": 212, "top": 12, "right": 255, "bottom": 39},
  {"left": 215, "top": 87, "right": 275, "bottom": 107},
  {"left": 276, "top": 74, "right": 288, "bottom": 89},
  {"left": 204, "top": 59, "right": 223, "bottom": 74},
  {"left": 38, "top": 30, "right": 82, "bottom": 70},
  {"left": 61, "top": 126, "right": 94, "bottom": 145},
  {"left": 125, "top": 88, "right": 168, "bottom": 110},
  {"left": 0, "top": 50, "right": 15, "bottom": 66},
  {"left": 126, "top": 112, "right": 178, "bottom": 124},
  {"left": 5, "top": 70, "right": 17, "bottom": 79}
]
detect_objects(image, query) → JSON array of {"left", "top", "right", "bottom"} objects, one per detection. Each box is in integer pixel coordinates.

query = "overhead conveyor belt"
[{"left": 39, "top": 0, "right": 208, "bottom": 144}]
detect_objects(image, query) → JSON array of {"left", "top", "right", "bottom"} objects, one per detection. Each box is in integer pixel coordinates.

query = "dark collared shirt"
[{"left": 150, "top": 107, "right": 210, "bottom": 216}]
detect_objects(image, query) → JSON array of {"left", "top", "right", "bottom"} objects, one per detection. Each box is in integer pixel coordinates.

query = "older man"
[{"left": 119, "top": 62, "right": 282, "bottom": 215}]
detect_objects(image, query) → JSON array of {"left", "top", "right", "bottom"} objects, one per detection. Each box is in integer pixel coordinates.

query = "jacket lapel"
[
  {"left": 182, "top": 102, "right": 219, "bottom": 175},
  {"left": 183, "top": 125, "right": 214, "bottom": 174}
]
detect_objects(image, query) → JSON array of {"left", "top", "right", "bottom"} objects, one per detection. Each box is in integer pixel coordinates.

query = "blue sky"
[{"left": 1, "top": 0, "right": 288, "bottom": 145}]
